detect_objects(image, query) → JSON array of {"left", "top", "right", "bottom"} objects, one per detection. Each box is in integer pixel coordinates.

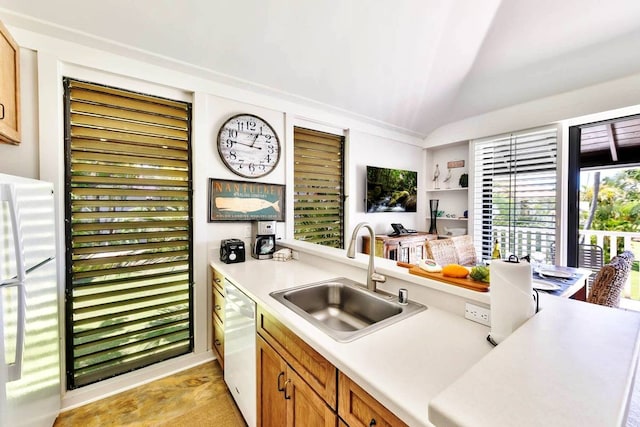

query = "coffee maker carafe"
[{"left": 252, "top": 221, "right": 276, "bottom": 259}]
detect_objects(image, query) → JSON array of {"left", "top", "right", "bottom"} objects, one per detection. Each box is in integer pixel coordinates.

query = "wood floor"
[{"left": 54, "top": 361, "right": 246, "bottom": 427}]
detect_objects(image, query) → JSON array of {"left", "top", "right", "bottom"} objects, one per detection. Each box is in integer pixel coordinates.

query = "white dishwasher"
[{"left": 224, "top": 279, "right": 256, "bottom": 427}]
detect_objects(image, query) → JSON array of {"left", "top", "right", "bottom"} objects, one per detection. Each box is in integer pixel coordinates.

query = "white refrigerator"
[{"left": 0, "top": 173, "right": 60, "bottom": 426}]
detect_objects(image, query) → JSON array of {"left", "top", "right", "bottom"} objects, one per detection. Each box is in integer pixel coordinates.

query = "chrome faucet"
[{"left": 347, "top": 222, "right": 386, "bottom": 292}]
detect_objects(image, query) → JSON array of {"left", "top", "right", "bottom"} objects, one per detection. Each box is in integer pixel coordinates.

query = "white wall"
[
  {"left": 0, "top": 23, "right": 425, "bottom": 409},
  {"left": 347, "top": 130, "right": 425, "bottom": 237},
  {"left": 424, "top": 71, "right": 640, "bottom": 147},
  {"left": 424, "top": 72, "right": 640, "bottom": 265}
]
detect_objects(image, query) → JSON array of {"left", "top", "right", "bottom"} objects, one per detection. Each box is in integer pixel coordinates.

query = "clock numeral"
[
  {"left": 228, "top": 129, "right": 238, "bottom": 138},
  {"left": 264, "top": 134, "right": 271, "bottom": 140},
  {"left": 237, "top": 122, "right": 244, "bottom": 132},
  {"left": 259, "top": 163, "right": 266, "bottom": 171},
  {"left": 247, "top": 120, "right": 256, "bottom": 132},
  {"left": 228, "top": 150, "right": 237, "bottom": 160},
  {"left": 264, "top": 154, "right": 272, "bottom": 163},
  {"left": 267, "top": 145, "right": 275, "bottom": 155},
  {"left": 226, "top": 138, "right": 236, "bottom": 148},
  {"left": 248, "top": 163, "right": 256, "bottom": 173},
  {"left": 237, "top": 159, "right": 244, "bottom": 169}
]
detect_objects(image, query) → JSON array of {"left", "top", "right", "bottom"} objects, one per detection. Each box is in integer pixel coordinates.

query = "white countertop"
[{"left": 210, "top": 243, "right": 640, "bottom": 427}]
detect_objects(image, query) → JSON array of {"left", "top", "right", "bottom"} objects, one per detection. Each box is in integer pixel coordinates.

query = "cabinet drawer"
[
  {"left": 338, "top": 371, "right": 407, "bottom": 427},
  {"left": 257, "top": 305, "right": 337, "bottom": 409},
  {"left": 213, "top": 314, "right": 224, "bottom": 369},
  {"left": 213, "top": 285, "right": 225, "bottom": 323},
  {"left": 211, "top": 267, "right": 224, "bottom": 294}
]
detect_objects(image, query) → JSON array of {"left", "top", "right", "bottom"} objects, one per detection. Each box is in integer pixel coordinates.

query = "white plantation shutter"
[{"left": 472, "top": 127, "right": 558, "bottom": 261}]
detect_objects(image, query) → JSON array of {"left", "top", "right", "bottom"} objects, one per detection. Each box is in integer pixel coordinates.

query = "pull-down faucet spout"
[{"left": 347, "top": 222, "right": 386, "bottom": 292}]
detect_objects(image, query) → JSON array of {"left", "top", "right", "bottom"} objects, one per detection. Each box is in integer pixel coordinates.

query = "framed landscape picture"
[{"left": 208, "top": 178, "right": 285, "bottom": 222}]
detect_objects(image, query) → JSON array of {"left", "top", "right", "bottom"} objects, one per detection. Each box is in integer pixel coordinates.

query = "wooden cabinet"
[
  {"left": 256, "top": 304, "right": 410, "bottom": 426},
  {"left": 362, "top": 233, "right": 436, "bottom": 264},
  {"left": 257, "top": 306, "right": 337, "bottom": 407},
  {"left": 0, "top": 20, "right": 20, "bottom": 145},
  {"left": 257, "top": 336, "right": 336, "bottom": 427},
  {"left": 211, "top": 266, "right": 225, "bottom": 368},
  {"left": 257, "top": 305, "right": 338, "bottom": 426},
  {"left": 338, "top": 372, "right": 408, "bottom": 427}
]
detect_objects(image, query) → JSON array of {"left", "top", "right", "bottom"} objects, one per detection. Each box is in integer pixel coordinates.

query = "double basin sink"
[{"left": 270, "top": 277, "right": 426, "bottom": 342}]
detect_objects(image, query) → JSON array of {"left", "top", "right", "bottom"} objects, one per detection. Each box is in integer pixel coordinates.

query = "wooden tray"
[{"left": 396, "top": 262, "right": 489, "bottom": 292}]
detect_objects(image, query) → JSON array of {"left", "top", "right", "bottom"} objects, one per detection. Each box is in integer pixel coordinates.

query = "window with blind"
[
  {"left": 472, "top": 127, "right": 558, "bottom": 261},
  {"left": 293, "top": 127, "right": 345, "bottom": 248},
  {"left": 63, "top": 78, "right": 192, "bottom": 388}
]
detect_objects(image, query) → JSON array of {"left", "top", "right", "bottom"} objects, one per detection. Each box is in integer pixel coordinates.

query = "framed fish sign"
[{"left": 208, "top": 178, "right": 285, "bottom": 222}]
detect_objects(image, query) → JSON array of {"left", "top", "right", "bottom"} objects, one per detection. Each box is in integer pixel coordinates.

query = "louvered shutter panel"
[
  {"left": 64, "top": 78, "right": 192, "bottom": 388},
  {"left": 472, "top": 127, "right": 558, "bottom": 260},
  {"left": 294, "top": 127, "right": 344, "bottom": 248}
]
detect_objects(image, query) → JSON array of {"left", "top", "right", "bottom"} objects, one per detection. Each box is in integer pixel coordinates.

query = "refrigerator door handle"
[
  {"left": 0, "top": 281, "right": 26, "bottom": 382},
  {"left": 1, "top": 183, "right": 27, "bottom": 381}
]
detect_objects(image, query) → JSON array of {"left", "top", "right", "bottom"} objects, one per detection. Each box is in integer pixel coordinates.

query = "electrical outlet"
[{"left": 465, "top": 302, "right": 491, "bottom": 326}]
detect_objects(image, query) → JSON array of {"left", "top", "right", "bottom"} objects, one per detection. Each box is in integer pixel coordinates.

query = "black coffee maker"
[{"left": 252, "top": 221, "right": 276, "bottom": 259}]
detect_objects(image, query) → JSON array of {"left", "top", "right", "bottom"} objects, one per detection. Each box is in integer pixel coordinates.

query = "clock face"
[{"left": 217, "top": 114, "right": 281, "bottom": 178}]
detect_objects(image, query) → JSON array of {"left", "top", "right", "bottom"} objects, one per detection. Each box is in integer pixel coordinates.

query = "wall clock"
[{"left": 217, "top": 113, "right": 281, "bottom": 178}]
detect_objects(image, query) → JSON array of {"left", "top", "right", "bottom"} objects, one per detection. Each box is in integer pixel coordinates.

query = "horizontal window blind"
[
  {"left": 64, "top": 78, "right": 192, "bottom": 388},
  {"left": 294, "top": 127, "right": 344, "bottom": 248},
  {"left": 472, "top": 127, "right": 558, "bottom": 261}
]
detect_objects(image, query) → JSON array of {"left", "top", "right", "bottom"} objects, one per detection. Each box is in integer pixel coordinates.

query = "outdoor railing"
[{"left": 486, "top": 227, "right": 640, "bottom": 303}]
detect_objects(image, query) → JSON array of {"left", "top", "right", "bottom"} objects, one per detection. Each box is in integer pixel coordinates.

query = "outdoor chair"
[{"left": 587, "top": 250, "right": 635, "bottom": 308}]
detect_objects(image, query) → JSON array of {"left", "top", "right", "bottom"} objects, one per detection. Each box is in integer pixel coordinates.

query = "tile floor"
[
  {"left": 51, "top": 357, "right": 640, "bottom": 426},
  {"left": 53, "top": 362, "right": 246, "bottom": 427}
]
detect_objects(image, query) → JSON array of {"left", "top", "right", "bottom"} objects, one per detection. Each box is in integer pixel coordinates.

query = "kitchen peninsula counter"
[{"left": 210, "top": 240, "right": 640, "bottom": 426}]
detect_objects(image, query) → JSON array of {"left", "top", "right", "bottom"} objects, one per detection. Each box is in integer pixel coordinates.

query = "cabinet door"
[
  {"left": 257, "top": 306, "right": 337, "bottom": 408},
  {"left": 213, "top": 314, "right": 224, "bottom": 369},
  {"left": 286, "top": 367, "right": 336, "bottom": 427},
  {"left": 338, "top": 372, "right": 407, "bottom": 427},
  {"left": 0, "top": 20, "right": 20, "bottom": 144},
  {"left": 212, "top": 267, "right": 225, "bottom": 294},
  {"left": 258, "top": 336, "right": 288, "bottom": 427},
  {"left": 213, "top": 285, "right": 225, "bottom": 322}
]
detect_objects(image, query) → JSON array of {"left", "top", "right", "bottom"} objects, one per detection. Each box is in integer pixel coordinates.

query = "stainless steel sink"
[{"left": 270, "top": 277, "right": 426, "bottom": 342}]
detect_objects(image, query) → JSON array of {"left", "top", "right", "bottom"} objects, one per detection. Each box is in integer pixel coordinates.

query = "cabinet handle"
[
  {"left": 214, "top": 339, "right": 221, "bottom": 347},
  {"left": 369, "top": 419, "right": 377, "bottom": 427},
  {"left": 215, "top": 278, "right": 221, "bottom": 284},
  {"left": 0, "top": 103, "right": 4, "bottom": 120},
  {"left": 283, "top": 379, "right": 292, "bottom": 400},
  {"left": 277, "top": 372, "right": 285, "bottom": 392},
  {"left": 215, "top": 304, "right": 221, "bottom": 311}
]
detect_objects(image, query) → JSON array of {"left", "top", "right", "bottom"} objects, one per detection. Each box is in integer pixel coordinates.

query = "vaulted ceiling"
[{"left": 2, "top": 0, "right": 640, "bottom": 138}]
